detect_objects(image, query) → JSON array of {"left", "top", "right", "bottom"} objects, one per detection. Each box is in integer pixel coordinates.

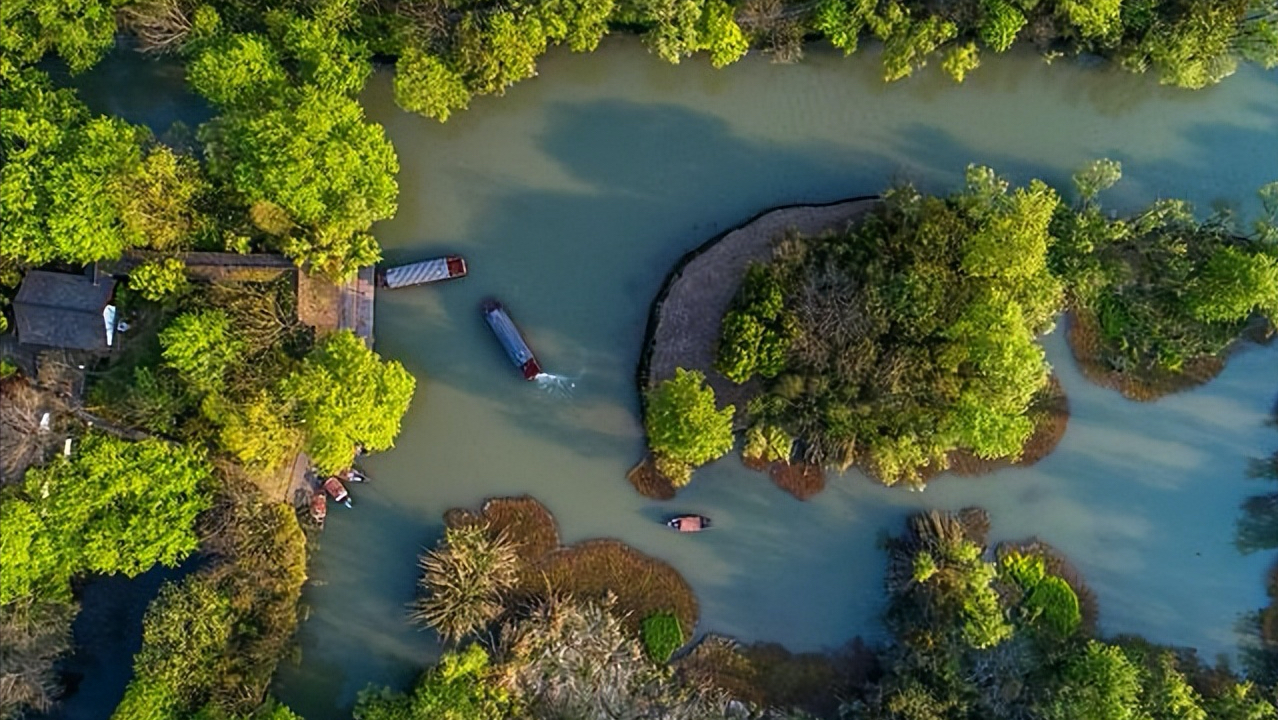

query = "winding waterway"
[{"left": 69, "top": 39, "right": 1278, "bottom": 720}]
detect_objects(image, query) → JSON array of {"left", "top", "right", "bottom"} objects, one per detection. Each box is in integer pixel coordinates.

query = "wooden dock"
[{"left": 339, "top": 266, "right": 375, "bottom": 347}]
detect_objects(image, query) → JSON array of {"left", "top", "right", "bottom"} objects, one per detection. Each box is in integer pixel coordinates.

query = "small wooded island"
[
  {"left": 2, "top": 0, "right": 1278, "bottom": 718},
  {"left": 637, "top": 162, "right": 1277, "bottom": 499}
]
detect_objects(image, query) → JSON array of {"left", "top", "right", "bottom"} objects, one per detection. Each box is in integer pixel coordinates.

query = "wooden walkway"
[{"left": 339, "top": 266, "right": 375, "bottom": 347}]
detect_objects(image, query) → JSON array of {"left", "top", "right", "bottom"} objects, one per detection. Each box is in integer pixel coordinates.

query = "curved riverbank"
[{"left": 638, "top": 197, "right": 880, "bottom": 426}]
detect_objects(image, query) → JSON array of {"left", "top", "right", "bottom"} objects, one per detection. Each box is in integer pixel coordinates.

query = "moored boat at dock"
[
  {"left": 482, "top": 299, "right": 542, "bottom": 380},
  {"left": 323, "top": 477, "right": 352, "bottom": 507},
  {"left": 378, "top": 256, "right": 468, "bottom": 289}
]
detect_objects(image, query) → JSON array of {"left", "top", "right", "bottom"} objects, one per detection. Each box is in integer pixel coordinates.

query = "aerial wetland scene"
[{"left": 4, "top": 1, "right": 1278, "bottom": 720}]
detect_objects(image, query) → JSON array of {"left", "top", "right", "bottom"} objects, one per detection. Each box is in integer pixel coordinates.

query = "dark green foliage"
[
  {"left": 353, "top": 645, "right": 510, "bottom": 720},
  {"left": 716, "top": 263, "right": 795, "bottom": 383},
  {"left": 640, "top": 611, "right": 685, "bottom": 662},
  {"left": 1000, "top": 550, "right": 1081, "bottom": 637},
  {"left": 1040, "top": 640, "right": 1144, "bottom": 720},
  {"left": 0, "top": 434, "right": 212, "bottom": 604},
  {"left": 744, "top": 167, "right": 1061, "bottom": 484},
  {"left": 113, "top": 498, "right": 309, "bottom": 720},
  {"left": 1053, "top": 175, "right": 1278, "bottom": 379}
]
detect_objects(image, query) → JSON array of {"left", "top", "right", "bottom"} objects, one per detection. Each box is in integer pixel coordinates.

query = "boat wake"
[{"left": 534, "top": 372, "right": 577, "bottom": 396}]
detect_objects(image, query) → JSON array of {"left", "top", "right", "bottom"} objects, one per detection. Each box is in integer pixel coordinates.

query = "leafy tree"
[
  {"left": 541, "top": 0, "right": 615, "bottom": 52},
  {"left": 117, "top": 145, "right": 210, "bottom": 251},
  {"left": 640, "top": 612, "right": 684, "bottom": 662},
  {"left": 395, "top": 49, "right": 473, "bottom": 122},
  {"left": 354, "top": 644, "right": 510, "bottom": 720},
  {"left": 0, "top": 0, "right": 119, "bottom": 73},
  {"left": 1000, "top": 551, "right": 1081, "bottom": 637},
  {"left": 187, "top": 34, "right": 289, "bottom": 110},
  {"left": 979, "top": 0, "right": 1026, "bottom": 52},
  {"left": 1055, "top": 0, "right": 1123, "bottom": 41},
  {"left": 279, "top": 330, "right": 416, "bottom": 475},
  {"left": 941, "top": 41, "right": 981, "bottom": 82},
  {"left": 111, "top": 578, "right": 234, "bottom": 720},
  {"left": 212, "top": 390, "right": 301, "bottom": 476},
  {"left": 813, "top": 0, "right": 876, "bottom": 55},
  {"left": 881, "top": 14, "right": 956, "bottom": 82},
  {"left": 716, "top": 264, "right": 794, "bottom": 383},
  {"left": 0, "top": 70, "right": 150, "bottom": 265},
  {"left": 1041, "top": 641, "right": 1143, "bottom": 720},
  {"left": 1203, "top": 681, "right": 1278, "bottom": 720},
  {"left": 698, "top": 0, "right": 749, "bottom": 68},
  {"left": 743, "top": 423, "right": 793, "bottom": 463},
  {"left": 201, "top": 86, "right": 398, "bottom": 279},
  {"left": 1135, "top": 0, "right": 1277, "bottom": 89},
  {"left": 0, "top": 434, "right": 212, "bottom": 604},
  {"left": 160, "top": 309, "right": 245, "bottom": 393},
  {"left": 129, "top": 258, "right": 190, "bottom": 302},
  {"left": 456, "top": 10, "right": 548, "bottom": 96},
  {"left": 1185, "top": 246, "right": 1278, "bottom": 323},
  {"left": 644, "top": 368, "right": 735, "bottom": 486},
  {"left": 277, "top": 1, "right": 373, "bottom": 96}
]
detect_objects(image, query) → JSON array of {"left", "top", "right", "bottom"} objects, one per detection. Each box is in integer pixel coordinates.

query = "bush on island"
[{"left": 644, "top": 368, "right": 734, "bottom": 486}]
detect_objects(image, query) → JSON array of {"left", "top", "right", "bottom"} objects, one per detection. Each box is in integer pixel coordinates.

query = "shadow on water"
[{"left": 41, "top": 561, "right": 196, "bottom": 720}]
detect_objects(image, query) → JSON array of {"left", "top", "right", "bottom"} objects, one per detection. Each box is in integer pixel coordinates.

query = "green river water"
[{"left": 64, "top": 38, "right": 1278, "bottom": 720}]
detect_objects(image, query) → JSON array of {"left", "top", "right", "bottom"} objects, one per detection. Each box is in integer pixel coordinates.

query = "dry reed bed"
[{"left": 446, "top": 496, "right": 698, "bottom": 634}]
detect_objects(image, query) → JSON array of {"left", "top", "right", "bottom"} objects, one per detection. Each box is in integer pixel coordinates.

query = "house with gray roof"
[{"left": 13, "top": 270, "right": 118, "bottom": 352}]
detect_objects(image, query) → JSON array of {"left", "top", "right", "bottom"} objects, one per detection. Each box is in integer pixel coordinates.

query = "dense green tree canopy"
[
  {"left": 0, "top": 0, "right": 119, "bottom": 74},
  {"left": 644, "top": 368, "right": 735, "bottom": 485},
  {"left": 0, "top": 434, "right": 212, "bottom": 604},
  {"left": 740, "top": 167, "right": 1061, "bottom": 484},
  {"left": 354, "top": 645, "right": 510, "bottom": 720},
  {"left": 160, "top": 309, "right": 245, "bottom": 393},
  {"left": 280, "top": 330, "right": 416, "bottom": 475},
  {"left": 0, "top": 70, "right": 152, "bottom": 265},
  {"left": 200, "top": 85, "right": 398, "bottom": 279}
]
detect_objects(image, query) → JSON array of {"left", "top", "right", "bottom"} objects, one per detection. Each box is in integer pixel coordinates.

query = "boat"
[
  {"left": 481, "top": 299, "right": 542, "bottom": 381},
  {"left": 338, "top": 467, "right": 367, "bottom": 483},
  {"left": 667, "top": 514, "right": 712, "bottom": 532},
  {"left": 378, "top": 255, "right": 468, "bottom": 289},
  {"left": 310, "top": 492, "right": 327, "bottom": 524},
  {"left": 323, "top": 477, "right": 352, "bottom": 508}
]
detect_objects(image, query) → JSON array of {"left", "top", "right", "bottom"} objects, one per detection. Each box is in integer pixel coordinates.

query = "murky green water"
[{"left": 68, "top": 39, "right": 1278, "bottom": 720}]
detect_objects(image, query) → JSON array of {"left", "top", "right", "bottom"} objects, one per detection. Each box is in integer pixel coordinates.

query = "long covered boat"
[
  {"left": 378, "top": 256, "right": 468, "bottom": 289},
  {"left": 482, "top": 299, "right": 542, "bottom": 381}
]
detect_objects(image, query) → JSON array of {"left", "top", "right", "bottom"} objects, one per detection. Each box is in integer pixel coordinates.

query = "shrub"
[
  {"left": 644, "top": 369, "right": 734, "bottom": 486},
  {"left": 716, "top": 264, "right": 793, "bottom": 384},
  {"left": 413, "top": 525, "right": 519, "bottom": 643},
  {"left": 640, "top": 612, "right": 685, "bottom": 663},
  {"left": 743, "top": 423, "right": 793, "bottom": 463}
]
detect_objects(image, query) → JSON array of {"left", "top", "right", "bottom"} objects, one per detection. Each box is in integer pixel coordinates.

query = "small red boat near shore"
[
  {"left": 482, "top": 299, "right": 542, "bottom": 381},
  {"left": 667, "top": 514, "right": 712, "bottom": 532},
  {"left": 310, "top": 492, "right": 327, "bottom": 524},
  {"left": 323, "top": 477, "right": 351, "bottom": 508}
]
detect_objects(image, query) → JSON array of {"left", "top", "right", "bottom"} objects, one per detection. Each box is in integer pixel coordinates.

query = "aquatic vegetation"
[
  {"left": 640, "top": 611, "right": 686, "bottom": 662},
  {"left": 495, "top": 595, "right": 725, "bottom": 720},
  {"left": 443, "top": 496, "right": 699, "bottom": 637},
  {"left": 411, "top": 525, "right": 519, "bottom": 643}
]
